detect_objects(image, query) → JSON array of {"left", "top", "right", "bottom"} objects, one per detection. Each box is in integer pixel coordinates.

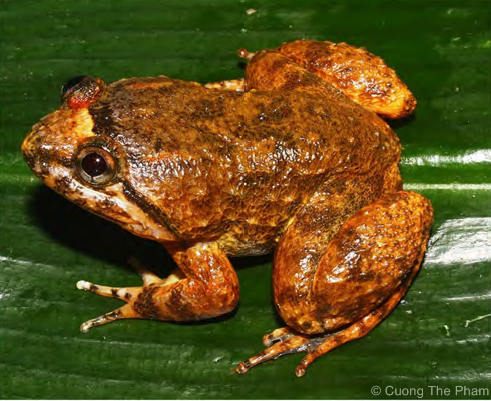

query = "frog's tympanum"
[{"left": 23, "top": 40, "right": 433, "bottom": 376}]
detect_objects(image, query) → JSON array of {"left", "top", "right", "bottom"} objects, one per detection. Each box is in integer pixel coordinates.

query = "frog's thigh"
[
  {"left": 274, "top": 190, "right": 433, "bottom": 334},
  {"left": 276, "top": 40, "right": 416, "bottom": 119},
  {"left": 77, "top": 242, "right": 239, "bottom": 332},
  {"left": 204, "top": 78, "right": 244, "bottom": 91},
  {"left": 236, "top": 191, "right": 432, "bottom": 376}
]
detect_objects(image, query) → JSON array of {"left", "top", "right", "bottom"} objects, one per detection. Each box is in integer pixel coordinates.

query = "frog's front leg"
[
  {"left": 77, "top": 242, "right": 239, "bottom": 332},
  {"left": 236, "top": 190, "right": 433, "bottom": 376}
]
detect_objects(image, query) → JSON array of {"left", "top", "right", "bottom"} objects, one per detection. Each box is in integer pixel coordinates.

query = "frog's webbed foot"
[
  {"left": 236, "top": 284, "right": 408, "bottom": 377},
  {"left": 237, "top": 191, "right": 433, "bottom": 376},
  {"left": 235, "top": 332, "right": 312, "bottom": 376},
  {"left": 237, "top": 327, "right": 335, "bottom": 377}
]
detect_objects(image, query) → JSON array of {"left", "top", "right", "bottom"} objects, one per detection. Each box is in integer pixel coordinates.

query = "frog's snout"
[
  {"left": 22, "top": 100, "right": 97, "bottom": 179},
  {"left": 22, "top": 122, "right": 53, "bottom": 176},
  {"left": 22, "top": 123, "right": 42, "bottom": 170}
]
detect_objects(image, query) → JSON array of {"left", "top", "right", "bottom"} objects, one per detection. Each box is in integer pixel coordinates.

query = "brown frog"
[{"left": 22, "top": 40, "right": 433, "bottom": 376}]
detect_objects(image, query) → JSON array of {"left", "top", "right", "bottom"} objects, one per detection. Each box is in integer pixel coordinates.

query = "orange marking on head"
[
  {"left": 67, "top": 86, "right": 101, "bottom": 110},
  {"left": 68, "top": 97, "right": 92, "bottom": 109}
]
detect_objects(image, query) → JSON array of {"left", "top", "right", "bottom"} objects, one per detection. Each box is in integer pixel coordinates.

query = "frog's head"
[{"left": 22, "top": 76, "right": 176, "bottom": 242}]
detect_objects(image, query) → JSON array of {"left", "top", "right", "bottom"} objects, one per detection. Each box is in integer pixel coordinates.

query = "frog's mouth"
[
  {"left": 34, "top": 160, "right": 176, "bottom": 243},
  {"left": 66, "top": 178, "right": 177, "bottom": 243}
]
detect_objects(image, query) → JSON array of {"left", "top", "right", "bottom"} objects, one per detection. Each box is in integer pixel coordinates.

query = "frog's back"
[{"left": 91, "top": 77, "right": 400, "bottom": 255}]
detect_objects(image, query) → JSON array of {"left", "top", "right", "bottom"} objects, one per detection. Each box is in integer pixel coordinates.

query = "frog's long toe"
[
  {"left": 262, "top": 326, "right": 296, "bottom": 346},
  {"left": 236, "top": 328, "right": 350, "bottom": 377},
  {"left": 76, "top": 280, "right": 139, "bottom": 301},
  {"left": 243, "top": 275, "right": 426, "bottom": 377},
  {"left": 76, "top": 280, "right": 141, "bottom": 332},
  {"left": 79, "top": 304, "right": 135, "bottom": 333},
  {"left": 235, "top": 334, "right": 312, "bottom": 375}
]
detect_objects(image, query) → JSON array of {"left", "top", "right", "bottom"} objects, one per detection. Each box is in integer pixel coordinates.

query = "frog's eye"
[{"left": 76, "top": 147, "right": 116, "bottom": 186}]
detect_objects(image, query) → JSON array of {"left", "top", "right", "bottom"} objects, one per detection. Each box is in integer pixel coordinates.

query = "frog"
[{"left": 22, "top": 39, "right": 433, "bottom": 377}]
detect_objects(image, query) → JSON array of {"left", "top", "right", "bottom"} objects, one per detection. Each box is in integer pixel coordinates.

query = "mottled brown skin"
[
  {"left": 22, "top": 40, "right": 433, "bottom": 376},
  {"left": 275, "top": 40, "right": 417, "bottom": 119}
]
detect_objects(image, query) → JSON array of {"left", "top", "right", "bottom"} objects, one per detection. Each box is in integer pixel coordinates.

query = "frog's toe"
[
  {"left": 79, "top": 304, "right": 137, "bottom": 333},
  {"left": 262, "top": 326, "right": 296, "bottom": 347},
  {"left": 76, "top": 280, "right": 139, "bottom": 301},
  {"left": 76, "top": 280, "right": 141, "bottom": 331},
  {"left": 236, "top": 329, "right": 352, "bottom": 377},
  {"left": 127, "top": 257, "right": 185, "bottom": 287},
  {"left": 235, "top": 334, "right": 311, "bottom": 375}
]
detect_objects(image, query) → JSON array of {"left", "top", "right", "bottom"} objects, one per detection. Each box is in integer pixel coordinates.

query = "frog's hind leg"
[
  {"left": 236, "top": 190, "right": 433, "bottom": 376},
  {"left": 275, "top": 40, "right": 417, "bottom": 119},
  {"left": 293, "top": 275, "right": 418, "bottom": 377},
  {"left": 245, "top": 40, "right": 416, "bottom": 119},
  {"left": 236, "top": 280, "right": 412, "bottom": 377}
]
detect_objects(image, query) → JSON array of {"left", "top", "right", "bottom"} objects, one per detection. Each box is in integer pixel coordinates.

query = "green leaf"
[{"left": 1, "top": 0, "right": 490, "bottom": 399}]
